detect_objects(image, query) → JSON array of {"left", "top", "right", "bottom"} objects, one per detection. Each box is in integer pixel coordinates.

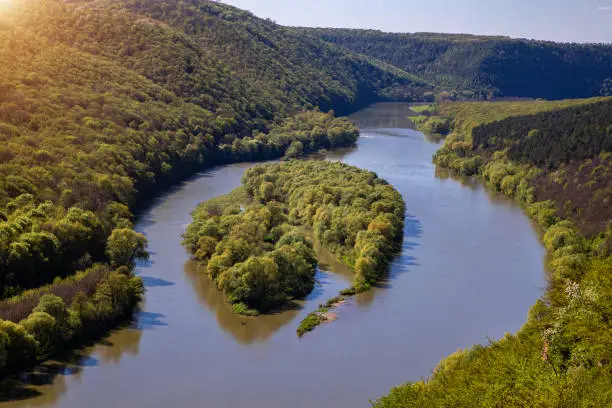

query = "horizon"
[{"left": 222, "top": 0, "right": 612, "bottom": 44}]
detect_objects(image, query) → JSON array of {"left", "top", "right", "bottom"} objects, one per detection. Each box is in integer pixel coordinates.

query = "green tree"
[
  {"left": 105, "top": 228, "right": 149, "bottom": 269},
  {"left": 0, "top": 320, "right": 36, "bottom": 373},
  {"left": 20, "top": 312, "right": 57, "bottom": 359}
]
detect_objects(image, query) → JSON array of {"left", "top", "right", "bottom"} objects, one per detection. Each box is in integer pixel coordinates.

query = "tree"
[
  {"left": 20, "top": 312, "right": 57, "bottom": 359},
  {"left": 259, "top": 182, "right": 275, "bottom": 202},
  {"left": 105, "top": 228, "right": 149, "bottom": 269},
  {"left": 0, "top": 320, "right": 36, "bottom": 373},
  {"left": 222, "top": 256, "right": 284, "bottom": 310},
  {"left": 284, "top": 141, "right": 304, "bottom": 159}
]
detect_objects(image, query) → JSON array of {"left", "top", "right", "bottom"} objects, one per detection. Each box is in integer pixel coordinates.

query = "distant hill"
[{"left": 299, "top": 28, "right": 612, "bottom": 100}]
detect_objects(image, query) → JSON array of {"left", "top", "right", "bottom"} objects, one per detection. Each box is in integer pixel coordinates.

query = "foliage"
[
  {"left": 216, "top": 110, "right": 359, "bottom": 163},
  {"left": 301, "top": 28, "right": 612, "bottom": 100},
  {"left": 434, "top": 98, "right": 612, "bottom": 236},
  {"left": 296, "top": 311, "right": 324, "bottom": 337},
  {"left": 409, "top": 104, "right": 436, "bottom": 114},
  {"left": 472, "top": 99, "right": 612, "bottom": 168},
  {"left": 242, "top": 161, "right": 404, "bottom": 332},
  {"left": 0, "top": 320, "right": 36, "bottom": 376},
  {"left": 0, "top": 0, "right": 400, "bottom": 297},
  {"left": 243, "top": 161, "right": 405, "bottom": 284},
  {"left": 297, "top": 296, "right": 347, "bottom": 337},
  {"left": 411, "top": 115, "right": 450, "bottom": 136},
  {"left": 185, "top": 161, "right": 405, "bottom": 320},
  {"left": 375, "top": 99, "right": 612, "bottom": 407},
  {"left": 439, "top": 98, "right": 605, "bottom": 143},
  {"left": 105, "top": 228, "right": 149, "bottom": 269},
  {"left": 0, "top": 265, "right": 110, "bottom": 323},
  {"left": 183, "top": 188, "right": 318, "bottom": 313},
  {"left": 0, "top": 268, "right": 142, "bottom": 375}
]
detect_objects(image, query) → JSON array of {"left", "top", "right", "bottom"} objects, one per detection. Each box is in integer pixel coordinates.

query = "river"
[{"left": 3, "top": 103, "right": 547, "bottom": 408}]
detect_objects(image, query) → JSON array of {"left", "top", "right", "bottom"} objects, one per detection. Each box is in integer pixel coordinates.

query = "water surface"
[{"left": 4, "top": 103, "right": 546, "bottom": 408}]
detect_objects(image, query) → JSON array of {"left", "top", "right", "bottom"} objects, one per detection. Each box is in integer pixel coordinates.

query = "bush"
[
  {"left": 106, "top": 228, "right": 149, "bottom": 269},
  {"left": 543, "top": 221, "right": 585, "bottom": 253},
  {"left": 296, "top": 312, "right": 323, "bottom": 337}
]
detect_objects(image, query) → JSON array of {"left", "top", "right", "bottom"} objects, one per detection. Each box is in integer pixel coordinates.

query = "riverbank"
[{"left": 373, "top": 100, "right": 612, "bottom": 406}]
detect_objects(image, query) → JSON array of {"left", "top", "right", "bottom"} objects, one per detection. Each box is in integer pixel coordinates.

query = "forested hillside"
[
  {"left": 434, "top": 98, "right": 612, "bottom": 236},
  {"left": 0, "top": 0, "right": 420, "bottom": 294},
  {"left": 0, "top": 0, "right": 422, "bottom": 375},
  {"left": 300, "top": 28, "right": 612, "bottom": 100},
  {"left": 374, "top": 99, "right": 612, "bottom": 407}
]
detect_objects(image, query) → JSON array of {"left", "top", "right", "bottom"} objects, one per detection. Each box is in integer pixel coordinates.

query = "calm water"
[{"left": 3, "top": 103, "right": 546, "bottom": 408}]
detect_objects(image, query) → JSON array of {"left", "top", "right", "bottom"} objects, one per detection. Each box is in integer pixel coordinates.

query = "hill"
[
  {"left": 0, "top": 0, "right": 426, "bottom": 295},
  {"left": 0, "top": 0, "right": 426, "bottom": 373},
  {"left": 299, "top": 28, "right": 612, "bottom": 100}
]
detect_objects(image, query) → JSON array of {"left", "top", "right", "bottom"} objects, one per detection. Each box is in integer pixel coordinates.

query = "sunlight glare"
[{"left": 0, "top": 0, "right": 13, "bottom": 10}]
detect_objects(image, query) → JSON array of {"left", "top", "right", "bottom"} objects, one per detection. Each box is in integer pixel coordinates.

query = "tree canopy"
[
  {"left": 184, "top": 161, "right": 405, "bottom": 316},
  {"left": 301, "top": 28, "right": 612, "bottom": 100}
]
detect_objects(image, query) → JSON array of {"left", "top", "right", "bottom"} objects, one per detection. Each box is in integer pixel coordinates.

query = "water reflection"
[
  {"left": 309, "top": 145, "right": 358, "bottom": 162},
  {"left": 185, "top": 261, "right": 302, "bottom": 345},
  {"left": 0, "top": 325, "right": 142, "bottom": 406},
  {"left": 350, "top": 102, "right": 418, "bottom": 130},
  {"left": 184, "top": 236, "right": 359, "bottom": 345},
  {"left": 435, "top": 167, "right": 479, "bottom": 189},
  {"left": 435, "top": 167, "right": 527, "bottom": 207}
]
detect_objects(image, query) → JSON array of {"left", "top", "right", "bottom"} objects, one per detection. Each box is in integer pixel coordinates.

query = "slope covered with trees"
[
  {"left": 434, "top": 98, "right": 612, "bottom": 236},
  {"left": 0, "top": 0, "right": 420, "bottom": 376},
  {"left": 300, "top": 28, "right": 612, "bottom": 100},
  {"left": 0, "top": 0, "right": 417, "bottom": 298},
  {"left": 375, "top": 98, "right": 612, "bottom": 407}
]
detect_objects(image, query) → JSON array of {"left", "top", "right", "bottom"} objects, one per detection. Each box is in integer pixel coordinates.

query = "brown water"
[{"left": 3, "top": 103, "right": 547, "bottom": 408}]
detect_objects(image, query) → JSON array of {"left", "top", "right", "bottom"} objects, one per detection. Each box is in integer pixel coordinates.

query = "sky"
[{"left": 222, "top": 0, "right": 612, "bottom": 43}]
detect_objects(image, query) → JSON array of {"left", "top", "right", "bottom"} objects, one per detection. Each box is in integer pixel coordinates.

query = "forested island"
[
  {"left": 184, "top": 161, "right": 405, "bottom": 333},
  {"left": 373, "top": 98, "right": 612, "bottom": 406}
]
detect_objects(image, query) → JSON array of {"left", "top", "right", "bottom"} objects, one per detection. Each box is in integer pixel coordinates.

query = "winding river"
[{"left": 4, "top": 103, "right": 547, "bottom": 408}]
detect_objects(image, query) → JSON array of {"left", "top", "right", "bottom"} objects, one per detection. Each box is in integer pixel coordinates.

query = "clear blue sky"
[{"left": 222, "top": 0, "right": 612, "bottom": 43}]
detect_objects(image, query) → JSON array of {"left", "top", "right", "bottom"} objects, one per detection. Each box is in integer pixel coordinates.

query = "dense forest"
[
  {"left": 373, "top": 99, "right": 612, "bottom": 406},
  {"left": 184, "top": 161, "right": 405, "bottom": 331},
  {"left": 0, "top": 0, "right": 418, "bottom": 376},
  {"left": 434, "top": 98, "right": 612, "bottom": 236},
  {"left": 472, "top": 99, "right": 612, "bottom": 168},
  {"left": 299, "top": 28, "right": 612, "bottom": 100},
  {"left": 183, "top": 188, "right": 318, "bottom": 315}
]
